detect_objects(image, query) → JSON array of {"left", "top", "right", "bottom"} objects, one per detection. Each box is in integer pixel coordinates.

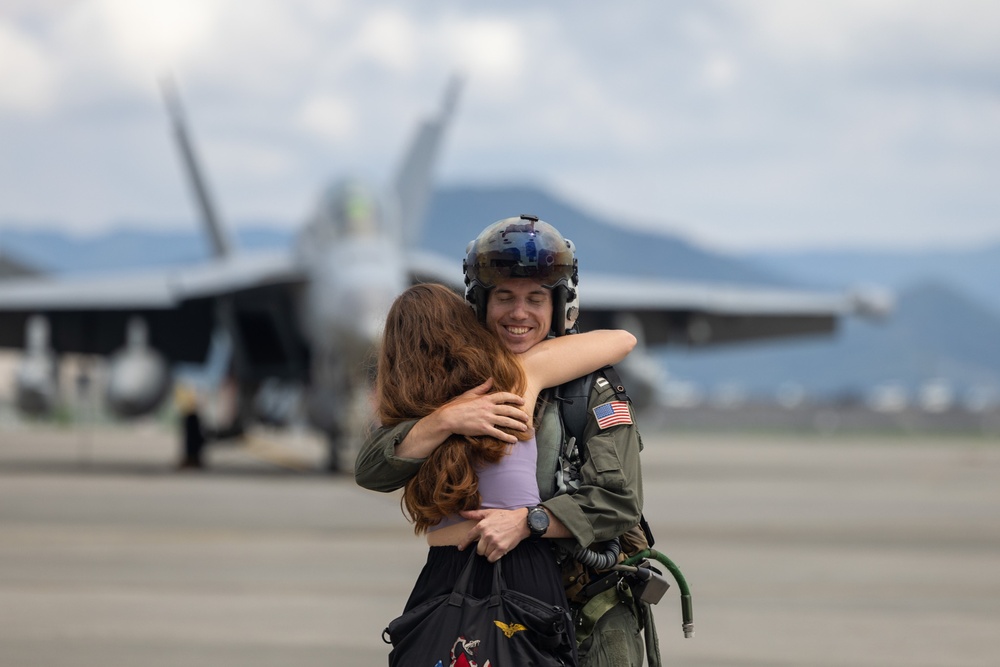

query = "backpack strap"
[
  {"left": 554, "top": 366, "right": 656, "bottom": 549},
  {"left": 600, "top": 365, "right": 629, "bottom": 402},
  {"left": 554, "top": 371, "right": 595, "bottom": 448},
  {"left": 554, "top": 365, "right": 627, "bottom": 447}
]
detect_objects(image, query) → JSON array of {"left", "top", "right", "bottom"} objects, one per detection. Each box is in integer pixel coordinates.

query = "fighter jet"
[
  {"left": 0, "top": 77, "right": 889, "bottom": 470},
  {"left": 0, "top": 78, "right": 462, "bottom": 470}
]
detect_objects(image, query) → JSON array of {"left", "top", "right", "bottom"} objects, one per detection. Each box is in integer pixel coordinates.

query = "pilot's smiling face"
[{"left": 486, "top": 278, "right": 552, "bottom": 354}]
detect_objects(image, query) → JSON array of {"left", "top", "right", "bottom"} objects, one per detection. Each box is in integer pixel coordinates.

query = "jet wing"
[
  {"left": 579, "top": 273, "right": 889, "bottom": 347},
  {"left": 396, "top": 261, "right": 889, "bottom": 346},
  {"left": 0, "top": 250, "right": 306, "bottom": 361}
]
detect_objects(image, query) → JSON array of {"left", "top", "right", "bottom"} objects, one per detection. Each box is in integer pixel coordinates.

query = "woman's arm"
[{"left": 519, "top": 329, "right": 636, "bottom": 391}]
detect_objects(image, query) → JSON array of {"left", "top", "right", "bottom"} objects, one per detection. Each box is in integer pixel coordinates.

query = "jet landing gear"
[
  {"left": 178, "top": 409, "right": 206, "bottom": 470},
  {"left": 175, "top": 414, "right": 248, "bottom": 471},
  {"left": 174, "top": 384, "right": 248, "bottom": 471},
  {"left": 323, "top": 394, "right": 371, "bottom": 474},
  {"left": 175, "top": 387, "right": 205, "bottom": 470},
  {"left": 325, "top": 431, "right": 350, "bottom": 474}
]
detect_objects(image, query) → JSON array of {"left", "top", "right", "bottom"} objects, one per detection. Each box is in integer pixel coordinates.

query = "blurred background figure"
[{"left": 174, "top": 383, "right": 204, "bottom": 470}]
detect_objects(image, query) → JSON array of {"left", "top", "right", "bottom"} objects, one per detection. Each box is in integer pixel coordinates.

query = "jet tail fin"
[
  {"left": 160, "top": 76, "right": 234, "bottom": 259},
  {"left": 392, "top": 75, "right": 463, "bottom": 247}
]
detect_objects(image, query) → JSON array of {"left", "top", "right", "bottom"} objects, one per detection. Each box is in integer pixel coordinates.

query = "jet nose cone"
[{"left": 307, "top": 258, "right": 405, "bottom": 352}]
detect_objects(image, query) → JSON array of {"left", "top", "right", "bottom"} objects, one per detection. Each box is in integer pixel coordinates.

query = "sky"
[{"left": 1, "top": 0, "right": 998, "bottom": 252}]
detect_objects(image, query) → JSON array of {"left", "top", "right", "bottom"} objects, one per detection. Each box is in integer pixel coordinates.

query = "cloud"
[
  {"left": 0, "top": 19, "right": 56, "bottom": 114},
  {"left": 702, "top": 53, "right": 739, "bottom": 91},
  {"left": 90, "top": 0, "right": 216, "bottom": 68},
  {"left": 352, "top": 9, "right": 419, "bottom": 73},
  {"left": 739, "top": 0, "right": 1000, "bottom": 75},
  {"left": 296, "top": 94, "right": 357, "bottom": 143},
  {"left": 0, "top": 1, "right": 997, "bottom": 250},
  {"left": 435, "top": 16, "right": 525, "bottom": 82}
]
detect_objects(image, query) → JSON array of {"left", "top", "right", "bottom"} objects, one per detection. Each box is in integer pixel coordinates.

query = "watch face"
[{"left": 528, "top": 507, "right": 549, "bottom": 534}]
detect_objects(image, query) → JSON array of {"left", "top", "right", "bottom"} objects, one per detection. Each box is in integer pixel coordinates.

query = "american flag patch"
[{"left": 593, "top": 401, "right": 632, "bottom": 429}]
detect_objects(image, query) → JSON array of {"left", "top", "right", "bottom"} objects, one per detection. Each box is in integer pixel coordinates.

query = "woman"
[{"left": 376, "top": 284, "right": 635, "bottom": 635}]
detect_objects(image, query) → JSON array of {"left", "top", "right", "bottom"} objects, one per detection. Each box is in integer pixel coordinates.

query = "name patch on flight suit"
[{"left": 592, "top": 401, "right": 633, "bottom": 429}]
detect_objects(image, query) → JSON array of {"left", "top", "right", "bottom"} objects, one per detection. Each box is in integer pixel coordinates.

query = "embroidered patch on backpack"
[
  {"left": 444, "top": 636, "right": 491, "bottom": 667},
  {"left": 495, "top": 620, "right": 527, "bottom": 638},
  {"left": 593, "top": 401, "right": 632, "bottom": 429}
]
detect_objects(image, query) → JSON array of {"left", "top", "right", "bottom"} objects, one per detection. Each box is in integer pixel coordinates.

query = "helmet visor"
[
  {"left": 470, "top": 257, "right": 575, "bottom": 289},
  {"left": 466, "top": 219, "right": 576, "bottom": 289}
]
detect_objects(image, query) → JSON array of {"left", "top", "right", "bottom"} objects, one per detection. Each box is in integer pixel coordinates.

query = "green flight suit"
[{"left": 355, "top": 376, "right": 650, "bottom": 666}]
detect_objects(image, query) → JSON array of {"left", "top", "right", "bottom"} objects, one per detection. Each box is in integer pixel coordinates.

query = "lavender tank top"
[
  {"left": 428, "top": 435, "right": 540, "bottom": 532},
  {"left": 476, "top": 435, "right": 541, "bottom": 510}
]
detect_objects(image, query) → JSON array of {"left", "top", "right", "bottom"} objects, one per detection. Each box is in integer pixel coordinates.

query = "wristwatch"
[{"left": 526, "top": 505, "right": 550, "bottom": 539}]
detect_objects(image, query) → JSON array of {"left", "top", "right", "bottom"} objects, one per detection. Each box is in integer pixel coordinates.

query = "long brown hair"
[{"left": 376, "top": 283, "right": 526, "bottom": 533}]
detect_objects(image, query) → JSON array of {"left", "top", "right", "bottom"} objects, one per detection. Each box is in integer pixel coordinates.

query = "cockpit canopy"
[{"left": 311, "top": 180, "right": 386, "bottom": 239}]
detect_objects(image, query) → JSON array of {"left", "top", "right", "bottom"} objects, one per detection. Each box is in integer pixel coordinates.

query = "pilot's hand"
[
  {"left": 457, "top": 508, "right": 529, "bottom": 562},
  {"left": 437, "top": 378, "right": 528, "bottom": 444}
]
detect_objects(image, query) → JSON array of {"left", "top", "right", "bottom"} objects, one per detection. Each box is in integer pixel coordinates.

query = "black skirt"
[{"left": 404, "top": 541, "right": 570, "bottom": 614}]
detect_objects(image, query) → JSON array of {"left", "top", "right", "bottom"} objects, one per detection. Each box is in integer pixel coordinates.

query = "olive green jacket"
[{"left": 354, "top": 378, "right": 644, "bottom": 550}]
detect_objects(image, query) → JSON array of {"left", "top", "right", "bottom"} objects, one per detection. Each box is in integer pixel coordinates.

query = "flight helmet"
[{"left": 463, "top": 214, "right": 579, "bottom": 336}]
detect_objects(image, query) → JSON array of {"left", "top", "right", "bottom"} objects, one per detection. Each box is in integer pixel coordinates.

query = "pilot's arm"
[
  {"left": 354, "top": 378, "right": 529, "bottom": 492},
  {"left": 542, "top": 380, "right": 645, "bottom": 549},
  {"left": 354, "top": 420, "right": 423, "bottom": 492}
]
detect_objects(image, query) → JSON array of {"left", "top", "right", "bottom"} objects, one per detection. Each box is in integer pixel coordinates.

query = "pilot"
[{"left": 355, "top": 215, "right": 658, "bottom": 667}]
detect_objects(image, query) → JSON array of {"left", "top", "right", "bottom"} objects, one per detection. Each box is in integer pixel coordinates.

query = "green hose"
[{"left": 623, "top": 549, "right": 694, "bottom": 638}]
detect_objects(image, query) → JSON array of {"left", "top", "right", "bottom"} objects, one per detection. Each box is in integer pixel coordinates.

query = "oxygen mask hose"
[
  {"left": 623, "top": 549, "right": 694, "bottom": 638},
  {"left": 574, "top": 537, "right": 621, "bottom": 570}
]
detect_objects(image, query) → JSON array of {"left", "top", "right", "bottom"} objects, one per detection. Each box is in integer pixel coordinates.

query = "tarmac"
[{"left": 1, "top": 423, "right": 998, "bottom": 667}]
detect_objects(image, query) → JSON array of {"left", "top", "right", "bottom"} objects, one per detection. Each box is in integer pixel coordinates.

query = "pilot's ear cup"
[{"left": 551, "top": 287, "right": 568, "bottom": 336}]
